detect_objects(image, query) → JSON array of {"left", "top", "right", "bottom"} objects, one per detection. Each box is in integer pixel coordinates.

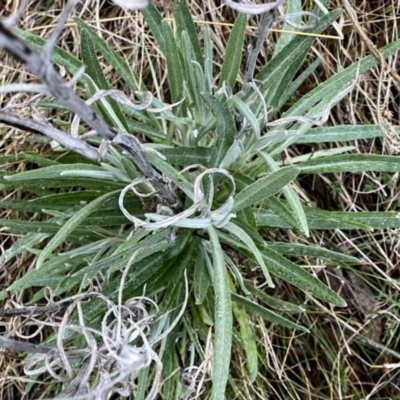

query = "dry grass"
[{"left": 1, "top": 0, "right": 400, "bottom": 399}]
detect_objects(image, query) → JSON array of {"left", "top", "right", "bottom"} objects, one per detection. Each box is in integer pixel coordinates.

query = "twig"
[
  {"left": 0, "top": 336, "right": 54, "bottom": 355},
  {"left": 0, "top": 111, "right": 102, "bottom": 163},
  {"left": 244, "top": 11, "right": 274, "bottom": 86},
  {"left": 0, "top": 303, "right": 68, "bottom": 318},
  {"left": 0, "top": 336, "right": 85, "bottom": 358}
]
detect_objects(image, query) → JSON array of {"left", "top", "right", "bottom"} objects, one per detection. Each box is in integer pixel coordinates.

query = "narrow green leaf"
[
  {"left": 273, "top": 0, "right": 302, "bottom": 55},
  {"left": 173, "top": 0, "right": 203, "bottom": 66},
  {"left": 74, "top": 229, "right": 171, "bottom": 277},
  {"left": 141, "top": 5, "right": 166, "bottom": 50},
  {"left": 285, "top": 38, "right": 400, "bottom": 121},
  {"left": 160, "top": 324, "right": 182, "bottom": 398},
  {"left": 203, "top": 27, "right": 213, "bottom": 92},
  {"left": 0, "top": 219, "right": 98, "bottom": 241},
  {"left": 0, "top": 154, "right": 27, "bottom": 165},
  {"left": 255, "top": 208, "right": 400, "bottom": 230},
  {"left": 232, "top": 293, "right": 308, "bottom": 331},
  {"left": 36, "top": 99, "right": 69, "bottom": 111},
  {"left": 119, "top": 236, "right": 185, "bottom": 297},
  {"left": 220, "top": 140, "right": 241, "bottom": 169},
  {"left": 229, "top": 95, "right": 260, "bottom": 139},
  {"left": 4, "top": 164, "right": 109, "bottom": 182},
  {"left": 3, "top": 232, "right": 48, "bottom": 261},
  {"left": 216, "top": 231, "right": 346, "bottom": 307},
  {"left": 183, "top": 314, "right": 206, "bottom": 360},
  {"left": 80, "top": 29, "right": 110, "bottom": 90},
  {"left": 296, "top": 125, "right": 399, "bottom": 144},
  {"left": 261, "top": 247, "right": 346, "bottom": 307},
  {"left": 232, "top": 170, "right": 254, "bottom": 192},
  {"left": 244, "top": 282, "right": 304, "bottom": 313},
  {"left": 232, "top": 166, "right": 299, "bottom": 212},
  {"left": 24, "top": 153, "right": 59, "bottom": 167},
  {"left": 232, "top": 302, "right": 258, "bottom": 382},
  {"left": 162, "top": 21, "right": 184, "bottom": 102},
  {"left": 219, "top": 13, "right": 247, "bottom": 87},
  {"left": 265, "top": 197, "right": 302, "bottom": 231},
  {"left": 201, "top": 93, "right": 236, "bottom": 168},
  {"left": 16, "top": 29, "right": 82, "bottom": 74},
  {"left": 135, "top": 369, "right": 150, "bottom": 400},
  {"left": 159, "top": 243, "right": 195, "bottom": 313},
  {"left": 126, "top": 119, "right": 166, "bottom": 142},
  {"left": 1, "top": 173, "right": 117, "bottom": 191},
  {"left": 158, "top": 146, "right": 210, "bottom": 166},
  {"left": 35, "top": 191, "right": 119, "bottom": 268},
  {"left": 254, "top": 10, "right": 341, "bottom": 112},
  {"left": 180, "top": 32, "right": 204, "bottom": 119},
  {"left": 2, "top": 254, "right": 84, "bottom": 298},
  {"left": 299, "top": 154, "right": 400, "bottom": 174},
  {"left": 0, "top": 199, "right": 60, "bottom": 214},
  {"left": 208, "top": 226, "right": 232, "bottom": 400},
  {"left": 80, "top": 30, "right": 128, "bottom": 131},
  {"left": 108, "top": 241, "right": 170, "bottom": 274},
  {"left": 279, "top": 58, "right": 322, "bottom": 109},
  {"left": 224, "top": 222, "right": 274, "bottom": 287},
  {"left": 59, "top": 238, "right": 115, "bottom": 258},
  {"left": 29, "top": 190, "right": 119, "bottom": 208},
  {"left": 265, "top": 242, "right": 359, "bottom": 263},
  {"left": 234, "top": 208, "right": 264, "bottom": 247},
  {"left": 259, "top": 152, "right": 309, "bottom": 236},
  {"left": 225, "top": 253, "right": 250, "bottom": 296},
  {"left": 194, "top": 248, "right": 211, "bottom": 305},
  {"left": 74, "top": 17, "right": 144, "bottom": 92}
]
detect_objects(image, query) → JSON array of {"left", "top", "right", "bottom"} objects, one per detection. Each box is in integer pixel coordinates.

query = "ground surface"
[{"left": 1, "top": 1, "right": 400, "bottom": 399}]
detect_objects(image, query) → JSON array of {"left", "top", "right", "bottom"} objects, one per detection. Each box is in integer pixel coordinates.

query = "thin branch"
[
  {"left": 4, "top": 0, "right": 29, "bottom": 26},
  {"left": 0, "top": 111, "right": 102, "bottom": 163},
  {"left": 0, "top": 303, "right": 68, "bottom": 318},
  {"left": 0, "top": 336, "right": 85, "bottom": 359},
  {"left": 43, "top": 0, "right": 80, "bottom": 63},
  {"left": 244, "top": 11, "right": 274, "bottom": 86}
]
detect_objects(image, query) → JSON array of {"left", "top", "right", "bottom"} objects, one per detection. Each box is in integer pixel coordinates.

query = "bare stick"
[
  {"left": 0, "top": 337, "right": 84, "bottom": 359},
  {"left": 0, "top": 111, "right": 102, "bottom": 163},
  {"left": 244, "top": 11, "right": 274, "bottom": 86},
  {"left": 43, "top": 0, "right": 80, "bottom": 63}
]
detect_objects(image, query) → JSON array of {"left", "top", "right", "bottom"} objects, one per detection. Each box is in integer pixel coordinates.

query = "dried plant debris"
[
  {"left": 0, "top": 261, "right": 189, "bottom": 400},
  {"left": 1, "top": 292, "right": 162, "bottom": 399}
]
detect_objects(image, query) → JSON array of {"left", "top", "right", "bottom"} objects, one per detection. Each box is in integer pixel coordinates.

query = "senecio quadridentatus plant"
[{"left": 1, "top": 0, "right": 400, "bottom": 399}]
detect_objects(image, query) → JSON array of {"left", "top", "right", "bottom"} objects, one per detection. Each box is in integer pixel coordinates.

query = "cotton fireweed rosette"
[{"left": 111, "top": 0, "right": 152, "bottom": 10}]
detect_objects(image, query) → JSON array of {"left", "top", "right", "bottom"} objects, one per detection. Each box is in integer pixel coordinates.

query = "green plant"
[{"left": 1, "top": 0, "right": 400, "bottom": 398}]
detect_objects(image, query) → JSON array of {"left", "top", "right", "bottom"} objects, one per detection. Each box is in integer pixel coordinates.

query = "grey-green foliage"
[{"left": 2, "top": 1, "right": 400, "bottom": 399}]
